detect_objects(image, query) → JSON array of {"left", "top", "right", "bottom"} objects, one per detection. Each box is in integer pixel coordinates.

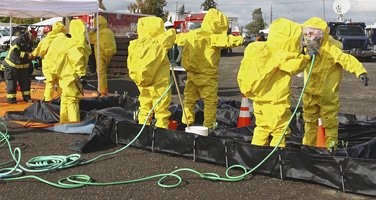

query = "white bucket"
[
  {"left": 35, "top": 76, "right": 46, "bottom": 81},
  {"left": 185, "top": 126, "right": 209, "bottom": 136},
  {"left": 296, "top": 72, "right": 304, "bottom": 78}
]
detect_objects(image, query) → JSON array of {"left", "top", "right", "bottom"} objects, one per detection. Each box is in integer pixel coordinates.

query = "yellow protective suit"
[
  {"left": 237, "top": 18, "right": 310, "bottom": 147},
  {"left": 329, "top": 35, "right": 343, "bottom": 49},
  {"left": 175, "top": 9, "right": 243, "bottom": 128},
  {"left": 44, "top": 19, "right": 91, "bottom": 123},
  {"left": 302, "top": 17, "right": 368, "bottom": 148},
  {"left": 32, "top": 22, "right": 66, "bottom": 101},
  {"left": 89, "top": 15, "right": 117, "bottom": 95},
  {"left": 127, "top": 17, "right": 176, "bottom": 128}
]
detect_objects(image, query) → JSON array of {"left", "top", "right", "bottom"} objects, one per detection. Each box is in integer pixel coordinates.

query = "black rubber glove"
[
  {"left": 359, "top": 73, "right": 369, "bottom": 86},
  {"left": 79, "top": 76, "right": 87, "bottom": 86}
]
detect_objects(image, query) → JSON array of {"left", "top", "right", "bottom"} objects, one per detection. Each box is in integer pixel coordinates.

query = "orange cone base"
[
  {"left": 316, "top": 126, "right": 326, "bottom": 148},
  {"left": 237, "top": 117, "right": 251, "bottom": 128}
]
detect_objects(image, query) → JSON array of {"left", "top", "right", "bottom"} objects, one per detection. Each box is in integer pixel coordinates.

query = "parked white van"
[{"left": 0, "top": 28, "right": 11, "bottom": 50}]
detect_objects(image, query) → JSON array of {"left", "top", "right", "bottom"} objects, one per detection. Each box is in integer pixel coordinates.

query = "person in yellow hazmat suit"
[
  {"left": 175, "top": 9, "right": 243, "bottom": 128},
  {"left": 43, "top": 19, "right": 91, "bottom": 123},
  {"left": 89, "top": 15, "right": 117, "bottom": 96},
  {"left": 31, "top": 22, "right": 66, "bottom": 101},
  {"left": 127, "top": 17, "right": 176, "bottom": 129},
  {"left": 302, "top": 17, "right": 369, "bottom": 149},
  {"left": 237, "top": 18, "right": 311, "bottom": 147}
]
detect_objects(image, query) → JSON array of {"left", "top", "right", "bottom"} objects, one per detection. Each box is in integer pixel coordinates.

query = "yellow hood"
[
  {"left": 50, "top": 22, "right": 66, "bottom": 35},
  {"left": 69, "top": 19, "right": 87, "bottom": 48},
  {"left": 267, "top": 18, "right": 303, "bottom": 53},
  {"left": 303, "top": 17, "right": 330, "bottom": 46},
  {"left": 202, "top": 9, "right": 228, "bottom": 34},
  {"left": 94, "top": 15, "right": 108, "bottom": 29},
  {"left": 137, "top": 17, "right": 164, "bottom": 38}
]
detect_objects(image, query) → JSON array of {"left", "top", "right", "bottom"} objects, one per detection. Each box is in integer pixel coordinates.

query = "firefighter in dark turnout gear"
[{"left": 3, "top": 30, "right": 37, "bottom": 103}]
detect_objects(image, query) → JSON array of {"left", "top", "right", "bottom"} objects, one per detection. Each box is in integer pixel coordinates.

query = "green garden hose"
[{"left": 0, "top": 54, "right": 315, "bottom": 188}]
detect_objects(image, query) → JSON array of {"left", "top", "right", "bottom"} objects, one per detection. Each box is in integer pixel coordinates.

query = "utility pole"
[
  {"left": 176, "top": 1, "right": 178, "bottom": 21},
  {"left": 270, "top": 3, "right": 273, "bottom": 24},
  {"left": 264, "top": 12, "right": 267, "bottom": 25},
  {"left": 323, "top": 0, "right": 326, "bottom": 21}
]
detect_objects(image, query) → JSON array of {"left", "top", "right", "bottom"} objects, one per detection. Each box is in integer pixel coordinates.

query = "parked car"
[
  {"left": 0, "top": 28, "right": 11, "bottom": 50},
  {"left": 243, "top": 34, "right": 256, "bottom": 46}
]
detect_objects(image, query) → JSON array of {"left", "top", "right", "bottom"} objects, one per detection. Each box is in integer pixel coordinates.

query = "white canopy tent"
[
  {"left": 33, "top": 17, "right": 63, "bottom": 26},
  {"left": 0, "top": 0, "right": 103, "bottom": 92},
  {"left": 0, "top": 0, "right": 98, "bottom": 18}
]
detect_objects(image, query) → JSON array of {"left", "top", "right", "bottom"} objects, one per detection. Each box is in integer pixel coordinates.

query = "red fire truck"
[
  {"left": 174, "top": 13, "right": 205, "bottom": 33},
  {"left": 174, "top": 12, "right": 239, "bottom": 36}
]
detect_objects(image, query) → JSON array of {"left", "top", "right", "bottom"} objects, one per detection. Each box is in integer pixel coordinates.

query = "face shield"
[{"left": 303, "top": 26, "right": 324, "bottom": 55}]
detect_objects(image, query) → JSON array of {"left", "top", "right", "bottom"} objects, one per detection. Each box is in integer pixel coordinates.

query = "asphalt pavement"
[{"left": 1, "top": 46, "right": 375, "bottom": 200}]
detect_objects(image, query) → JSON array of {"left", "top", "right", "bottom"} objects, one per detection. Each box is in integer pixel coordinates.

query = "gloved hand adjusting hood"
[
  {"left": 201, "top": 8, "right": 229, "bottom": 34},
  {"left": 267, "top": 18, "right": 303, "bottom": 53},
  {"left": 137, "top": 17, "right": 164, "bottom": 38}
]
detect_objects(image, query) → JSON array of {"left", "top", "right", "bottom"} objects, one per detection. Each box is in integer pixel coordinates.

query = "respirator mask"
[{"left": 303, "top": 26, "right": 324, "bottom": 56}]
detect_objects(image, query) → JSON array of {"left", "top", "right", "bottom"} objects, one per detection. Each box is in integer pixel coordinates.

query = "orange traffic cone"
[
  {"left": 316, "top": 118, "right": 326, "bottom": 148},
  {"left": 237, "top": 95, "right": 251, "bottom": 128}
]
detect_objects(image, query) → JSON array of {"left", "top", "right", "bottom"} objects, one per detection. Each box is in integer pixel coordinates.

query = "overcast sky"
[{"left": 103, "top": 0, "right": 376, "bottom": 26}]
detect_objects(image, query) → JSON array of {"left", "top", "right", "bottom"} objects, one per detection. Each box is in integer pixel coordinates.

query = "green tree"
[
  {"left": 0, "top": 17, "right": 9, "bottom": 23},
  {"left": 200, "top": 0, "right": 217, "bottom": 11},
  {"left": 245, "top": 8, "right": 266, "bottom": 34},
  {"left": 178, "top": 4, "right": 185, "bottom": 15},
  {"left": 128, "top": 0, "right": 168, "bottom": 20},
  {"left": 0, "top": 17, "right": 39, "bottom": 25},
  {"left": 239, "top": 25, "right": 244, "bottom": 35},
  {"left": 98, "top": 0, "right": 106, "bottom": 10}
]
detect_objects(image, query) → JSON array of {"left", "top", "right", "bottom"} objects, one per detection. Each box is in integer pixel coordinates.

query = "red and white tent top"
[{"left": 0, "top": 0, "right": 99, "bottom": 18}]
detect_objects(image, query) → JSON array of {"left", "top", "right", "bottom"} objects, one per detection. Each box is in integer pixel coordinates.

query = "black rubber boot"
[
  {"left": 23, "top": 95, "right": 32, "bottom": 103},
  {"left": 7, "top": 98, "right": 17, "bottom": 104}
]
